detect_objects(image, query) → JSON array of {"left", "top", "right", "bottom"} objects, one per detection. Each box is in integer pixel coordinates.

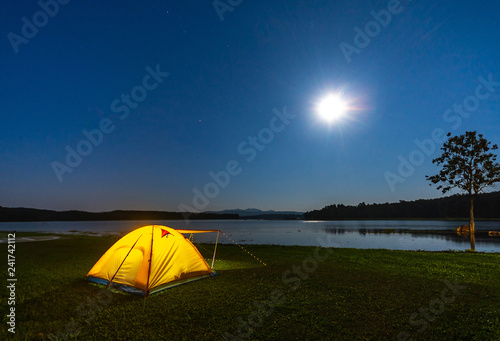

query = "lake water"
[{"left": 1, "top": 220, "right": 500, "bottom": 253}]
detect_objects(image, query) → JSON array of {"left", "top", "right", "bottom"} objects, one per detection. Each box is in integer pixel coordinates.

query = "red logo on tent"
[{"left": 161, "top": 229, "right": 171, "bottom": 238}]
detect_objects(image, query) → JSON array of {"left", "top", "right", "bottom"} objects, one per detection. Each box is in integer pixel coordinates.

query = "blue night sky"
[{"left": 1, "top": 0, "right": 499, "bottom": 212}]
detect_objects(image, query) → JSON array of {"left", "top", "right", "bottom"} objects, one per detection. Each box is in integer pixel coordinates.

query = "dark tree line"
[
  {"left": 0, "top": 207, "right": 238, "bottom": 222},
  {"left": 304, "top": 191, "right": 500, "bottom": 220}
]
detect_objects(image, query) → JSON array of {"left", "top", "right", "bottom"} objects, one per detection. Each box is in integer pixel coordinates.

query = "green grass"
[{"left": 1, "top": 233, "right": 500, "bottom": 340}]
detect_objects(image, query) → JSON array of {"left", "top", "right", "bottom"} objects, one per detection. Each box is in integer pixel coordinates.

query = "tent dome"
[{"left": 86, "top": 225, "right": 217, "bottom": 296}]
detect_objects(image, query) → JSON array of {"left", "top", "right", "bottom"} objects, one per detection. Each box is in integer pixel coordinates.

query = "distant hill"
[
  {"left": 0, "top": 207, "right": 238, "bottom": 222},
  {"left": 205, "top": 208, "right": 304, "bottom": 219},
  {"left": 0, "top": 206, "right": 304, "bottom": 222},
  {"left": 304, "top": 191, "right": 500, "bottom": 220},
  {"left": 4, "top": 191, "right": 499, "bottom": 222}
]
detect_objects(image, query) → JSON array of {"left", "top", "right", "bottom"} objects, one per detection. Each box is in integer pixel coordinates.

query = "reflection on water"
[
  {"left": 1, "top": 219, "right": 499, "bottom": 253},
  {"left": 324, "top": 227, "right": 500, "bottom": 246}
]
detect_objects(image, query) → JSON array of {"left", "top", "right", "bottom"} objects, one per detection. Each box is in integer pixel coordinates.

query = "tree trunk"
[
  {"left": 469, "top": 196, "right": 475, "bottom": 233},
  {"left": 469, "top": 195, "right": 476, "bottom": 251}
]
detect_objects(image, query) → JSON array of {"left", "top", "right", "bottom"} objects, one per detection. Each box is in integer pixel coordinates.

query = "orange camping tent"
[{"left": 86, "top": 225, "right": 219, "bottom": 296}]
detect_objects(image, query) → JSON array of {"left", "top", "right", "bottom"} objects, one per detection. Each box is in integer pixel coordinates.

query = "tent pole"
[
  {"left": 211, "top": 231, "right": 219, "bottom": 270},
  {"left": 108, "top": 234, "right": 143, "bottom": 287},
  {"left": 145, "top": 225, "right": 155, "bottom": 299}
]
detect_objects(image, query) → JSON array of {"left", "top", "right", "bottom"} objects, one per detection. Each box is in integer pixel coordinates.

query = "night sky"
[{"left": 1, "top": 0, "right": 499, "bottom": 212}]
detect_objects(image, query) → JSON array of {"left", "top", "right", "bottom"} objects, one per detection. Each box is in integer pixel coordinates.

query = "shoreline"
[
  {"left": 1, "top": 217, "right": 500, "bottom": 223},
  {"left": 3, "top": 231, "right": 499, "bottom": 254}
]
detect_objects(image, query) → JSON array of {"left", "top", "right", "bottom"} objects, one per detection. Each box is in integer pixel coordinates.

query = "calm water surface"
[{"left": 1, "top": 220, "right": 499, "bottom": 253}]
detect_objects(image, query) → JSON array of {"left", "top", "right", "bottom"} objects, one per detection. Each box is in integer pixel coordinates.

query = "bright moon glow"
[{"left": 317, "top": 94, "right": 348, "bottom": 123}]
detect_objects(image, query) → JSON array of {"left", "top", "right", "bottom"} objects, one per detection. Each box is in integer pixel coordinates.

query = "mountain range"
[
  {"left": 1, "top": 191, "right": 499, "bottom": 222},
  {"left": 205, "top": 208, "right": 304, "bottom": 218}
]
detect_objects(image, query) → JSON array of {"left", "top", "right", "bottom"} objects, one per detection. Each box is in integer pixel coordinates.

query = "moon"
[{"left": 317, "top": 94, "right": 348, "bottom": 123}]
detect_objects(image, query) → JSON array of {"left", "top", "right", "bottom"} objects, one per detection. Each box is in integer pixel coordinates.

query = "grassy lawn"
[{"left": 1, "top": 233, "right": 500, "bottom": 340}]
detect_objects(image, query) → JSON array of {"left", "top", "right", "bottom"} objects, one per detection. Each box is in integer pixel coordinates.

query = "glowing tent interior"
[{"left": 86, "top": 225, "right": 220, "bottom": 296}]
